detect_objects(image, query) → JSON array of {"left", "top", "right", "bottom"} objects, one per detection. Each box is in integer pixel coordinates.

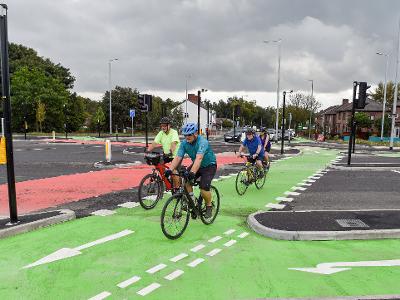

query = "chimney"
[
  {"left": 188, "top": 94, "right": 199, "bottom": 105},
  {"left": 342, "top": 99, "right": 349, "bottom": 105}
]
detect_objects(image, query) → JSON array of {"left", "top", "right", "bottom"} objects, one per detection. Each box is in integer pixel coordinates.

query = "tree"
[
  {"left": 373, "top": 114, "right": 391, "bottom": 136},
  {"left": 65, "top": 93, "right": 87, "bottom": 132},
  {"left": 347, "top": 112, "right": 373, "bottom": 129},
  {"left": 11, "top": 67, "right": 70, "bottom": 132},
  {"left": 288, "top": 92, "right": 321, "bottom": 130},
  {"left": 92, "top": 106, "right": 106, "bottom": 132},
  {"left": 36, "top": 101, "right": 46, "bottom": 132},
  {"left": 370, "top": 81, "right": 400, "bottom": 106}
]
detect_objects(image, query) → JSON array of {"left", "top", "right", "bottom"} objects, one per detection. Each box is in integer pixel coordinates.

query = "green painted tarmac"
[{"left": 1, "top": 148, "right": 400, "bottom": 299}]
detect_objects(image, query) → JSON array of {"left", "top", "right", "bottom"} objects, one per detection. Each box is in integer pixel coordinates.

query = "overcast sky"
[{"left": 7, "top": 0, "right": 400, "bottom": 108}]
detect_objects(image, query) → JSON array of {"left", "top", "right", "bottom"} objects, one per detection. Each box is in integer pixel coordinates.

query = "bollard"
[
  {"left": 52, "top": 130, "right": 55, "bottom": 141},
  {"left": 0, "top": 136, "right": 6, "bottom": 164},
  {"left": 105, "top": 139, "right": 112, "bottom": 162}
]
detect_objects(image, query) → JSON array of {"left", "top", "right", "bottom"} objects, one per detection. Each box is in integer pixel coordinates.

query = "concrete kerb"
[
  {"left": 0, "top": 209, "right": 75, "bottom": 239},
  {"left": 330, "top": 164, "right": 400, "bottom": 171},
  {"left": 93, "top": 161, "right": 142, "bottom": 169},
  {"left": 255, "top": 295, "right": 400, "bottom": 300},
  {"left": 247, "top": 211, "right": 400, "bottom": 241}
]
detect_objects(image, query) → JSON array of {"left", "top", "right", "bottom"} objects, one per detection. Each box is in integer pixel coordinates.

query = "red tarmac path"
[{"left": 0, "top": 154, "right": 242, "bottom": 215}]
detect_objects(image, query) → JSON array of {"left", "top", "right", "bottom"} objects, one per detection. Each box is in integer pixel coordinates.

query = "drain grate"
[{"left": 336, "top": 219, "right": 369, "bottom": 228}]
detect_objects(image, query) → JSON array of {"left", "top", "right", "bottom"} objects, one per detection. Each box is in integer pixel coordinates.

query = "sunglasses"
[{"left": 184, "top": 134, "right": 194, "bottom": 137}]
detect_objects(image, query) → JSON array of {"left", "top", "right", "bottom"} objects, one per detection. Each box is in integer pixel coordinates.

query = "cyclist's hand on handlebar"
[
  {"left": 164, "top": 169, "right": 173, "bottom": 178},
  {"left": 184, "top": 170, "right": 196, "bottom": 180},
  {"left": 252, "top": 153, "right": 258, "bottom": 159}
]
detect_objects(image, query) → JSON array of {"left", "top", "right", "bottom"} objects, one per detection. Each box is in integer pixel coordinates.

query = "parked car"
[{"left": 223, "top": 129, "right": 242, "bottom": 142}]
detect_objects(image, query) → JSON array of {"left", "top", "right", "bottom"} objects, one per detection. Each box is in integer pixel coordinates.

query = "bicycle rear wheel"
[
  {"left": 235, "top": 167, "right": 249, "bottom": 195},
  {"left": 138, "top": 174, "right": 163, "bottom": 209},
  {"left": 199, "top": 185, "right": 220, "bottom": 225},
  {"left": 161, "top": 194, "right": 190, "bottom": 240}
]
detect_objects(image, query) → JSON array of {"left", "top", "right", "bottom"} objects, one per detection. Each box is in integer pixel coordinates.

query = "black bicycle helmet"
[
  {"left": 159, "top": 117, "right": 171, "bottom": 125},
  {"left": 245, "top": 127, "right": 255, "bottom": 134}
]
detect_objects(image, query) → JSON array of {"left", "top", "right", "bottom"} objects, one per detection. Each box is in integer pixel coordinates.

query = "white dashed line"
[
  {"left": 117, "top": 276, "right": 141, "bottom": 288},
  {"left": 224, "top": 240, "right": 237, "bottom": 247},
  {"left": 88, "top": 291, "right": 111, "bottom": 300},
  {"left": 284, "top": 191, "right": 300, "bottom": 196},
  {"left": 298, "top": 182, "right": 312, "bottom": 186},
  {"left": 304, "top": 179, "right": 316, "bottom": 183},
  {"left": 238, "top": 232, "right": 249, "bottom": 238},
  {"left": 190, "top": 244, "right": 206, "bottom": 252},
  {"left": 266, "top": 203, "right": 285, "bottom": 209},
  {"left": 392, "top": 170, "right": 400, "bottom": 174},
  {"left": 137, "top": 283, "right": 161, "bottom": 296},
  {"left": 164, "top": 270, "right": 184, "bottom": 281},
  {"left": 276, "top": 197, "right": 293, "bottom": 202},
  {"left": 291, "top": 186, "right": 307, "bottom": 191},
  {"left": 206, "top": 248, "right": 222, "bottom": 257},
  {"left": 219, "top": 175, "right": 231, "bottom": 179},
  {"left": 118, "top": 202, "right": 140, "bottom": 208},
  {"left": 91, "top": 210, "right": 116, "bottom": 216},
  {"left": 170, "top": 253, "right": 188, "bottom": 262},
  {"left": 224, "top": 229, "right": 236, "bottom": 235},
  {"left": 187, "top": 258, "right": 205, "bottom": 267},
  {"left": 146, "top": 263, "right": 167, "bottom": 274},
  {"left": 212, "top": 179, "right": 220, "bottom": 182},
  {"left": 33, "top": 148, "right": 43, "bottom": 151},
  {"left": 208, "top": 236, "right": 222, "bottom": 243}
]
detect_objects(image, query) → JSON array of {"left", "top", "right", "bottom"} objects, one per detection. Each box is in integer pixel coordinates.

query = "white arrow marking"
[
  {"left": 289, "top": 259, "right": 400, "bottom": 274},
  {"left": 23, "top": 229, "right": 134, "bottom": 269}
]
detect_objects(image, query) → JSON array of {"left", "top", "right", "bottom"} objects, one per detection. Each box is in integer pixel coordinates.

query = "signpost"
[{"left": 129, "top": 109, "right": 135, "bottom": 137}]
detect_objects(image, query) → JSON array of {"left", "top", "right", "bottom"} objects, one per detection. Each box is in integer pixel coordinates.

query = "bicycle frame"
[{"left": 153, "top": 162, "right": 173, "bottom": 191}]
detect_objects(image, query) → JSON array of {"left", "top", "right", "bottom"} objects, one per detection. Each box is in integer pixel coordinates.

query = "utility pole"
[
  {"left": 108, "top": 58, "right": 118, "bottom": 135},
  {"left": 0, "top": 4, "right": 18, "bottom": 223},
  {"left": 308, "top": 79, "right": 314, "bottom": 139},
  {"left": 197, "top": 90, "right": 201, "bottom": 134},
  {"left": 390, "top": 18, "right": 400, "bottom": 150}
]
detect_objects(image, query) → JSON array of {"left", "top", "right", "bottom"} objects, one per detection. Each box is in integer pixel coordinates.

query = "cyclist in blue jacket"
[{"left": 237, "top": 128, "right": 265, "bottom": 178}]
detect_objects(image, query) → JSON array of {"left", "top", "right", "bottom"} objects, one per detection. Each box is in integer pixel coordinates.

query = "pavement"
[{"left": 248, "top": 152, "right": 400, "bottom": 241}]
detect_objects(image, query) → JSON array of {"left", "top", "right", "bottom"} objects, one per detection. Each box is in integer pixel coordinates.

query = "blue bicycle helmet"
[{"left": 181, "top": 122, "right": 198, "bottom": 135}]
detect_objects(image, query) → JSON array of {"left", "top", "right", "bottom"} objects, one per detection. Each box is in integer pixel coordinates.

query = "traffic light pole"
[
  {"left": 206, "top": 101, "right": 210, "bottom": 140},
  {"left": 347, "top": 82, "right": 358, "bottom": 165},
  {"left": 145, "top": 112, "right": 148, "bottom": 147},
  {"left": 0, "top": 4, "right": 18, "bottom": 223},
  {"left": 280, "top": 91, "right": 287, "bottom": 154}
]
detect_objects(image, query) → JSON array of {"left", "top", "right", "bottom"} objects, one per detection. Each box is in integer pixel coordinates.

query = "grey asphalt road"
[{"left": 285, "top": 168, "right": 400, "bottom": 211}]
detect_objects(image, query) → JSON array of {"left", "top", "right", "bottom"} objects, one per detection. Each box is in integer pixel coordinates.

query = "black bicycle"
[
  {"left": 235, "top": 153, "right": 267, "bottom": 195},
  {"left": 160, "top": 167, "right": 220, "bottom": 240}
]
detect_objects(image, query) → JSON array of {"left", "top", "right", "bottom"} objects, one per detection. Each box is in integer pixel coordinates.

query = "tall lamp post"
[
  {"left": 263, "top": 39, "right": 282, "bottom": 143},
  {"left": 185, "top": 75, "right": 191, "bottom": 124},
  {"left": 308, "top": 79, "right": 314, "bottom": 139},
  {"left": 390, "top": 18, "right": 400, "bottom": 150},
  {"left": 281, "top": 90, "right": 293, "bottom": 154},
  {"left": 376, "top": 52, "right": 390, "bottom": 141},
  {"left": 108, "top": 58, "right": 118, "bottom": 134},
  {"left": 197, "top": 89, "right": 207, "bottom": 134}
]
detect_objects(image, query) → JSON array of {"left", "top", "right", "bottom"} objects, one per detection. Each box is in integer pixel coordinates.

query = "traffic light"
[
  {"left": 357, "top": 82, "right": 370, "bottom": 109},
  {"left": 234, "top": 104, "right": 241, "bottom": 116},
  {"left": 145, "top": 94, "right": 153, "bottom": 112},
  {"left": 138, "top": 94, "right": 147, "bottom": 112}
]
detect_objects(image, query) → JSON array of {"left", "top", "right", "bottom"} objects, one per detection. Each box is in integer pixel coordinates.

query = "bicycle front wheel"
[
  {"left": 255, "top": 169, "right": 266, "bottom": 189},
  {"left": 161, "top": 194, "right": 190, "bottom": 240},
  {"left": 138, "top": 174, "right": 163, "bottom": 209},
  {"left": 235, "top": 167, "right": 249, "bottom": 195},
  {"left": 200, "top": 185, "right": 220, "bottom": 225}
]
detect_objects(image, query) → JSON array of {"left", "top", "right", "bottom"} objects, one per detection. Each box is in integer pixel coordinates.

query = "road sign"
[{"left": 130, "top": 109, "right": 135, "bottom": 118}]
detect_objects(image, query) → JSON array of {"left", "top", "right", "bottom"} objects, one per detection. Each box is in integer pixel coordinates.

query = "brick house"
[{"left": 316, "top": 98, "right": 400, "bottom": 137}]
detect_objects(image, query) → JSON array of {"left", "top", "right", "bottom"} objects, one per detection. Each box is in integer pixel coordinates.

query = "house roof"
[{"left": 336, "top": 99, "right": 388, "bottom": 112}]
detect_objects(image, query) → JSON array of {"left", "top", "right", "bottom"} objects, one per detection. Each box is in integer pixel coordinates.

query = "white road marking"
[
  {"left": 238, "top": 232, "right": 249, "bottom": 238},
  {"left": 276, "top": 197, "right": 293, "bottom": 202},
  {"left": 117, "top": 276, "right": 141, "bottom": 288},
  {"left": 284, "top": 191, "right": 300, "bottom": 196},
  {"left": 219, "top": 175, "right": 231, "bottom": 179},
  {"left": 208, "top": 236, "right": 222, "bottom": 243},
  {"left": 229, "top": 173, "right": 237, "bottom": 176},
  {"left": 15, "top": 149, "right": 23, "bottom": 151},
  {"left": 137, "top": 283, "right": 161, "bottom": 296},
  {"left": 91, "top": 209, "right": 116, "bottom": 216},
  {"left": 88, "top": 291, "right": 111, "bottom": 300},
  {"left": 392, "top": 170, "right": 400, "bottom": 174},
  {"left": 297, "top": 182, "right": 312, "bottom": 186},
  {"left": 206, "top": 248, "right": 222, "bottom": 257},
  {"left": 266, "top": 203, "right": 285, "bottom": 209},
  {"left": 170, "top": 253, "right": 188, "bottom": 262},
  {"left": 290, "top": 259, "right": 400, "bottom": 275},
  {"left": 314, "top": 151, "right": 320, "bottom": 154},
  {"left": 224, "top": 229, "right": 236, "bottom": 235},
  {"left": 118, "top": 202, "right": 140, "bottom": 208},
  {"left": 212, "top": 178, "right": 220, "bottom": 182},
  {"left": 187, "top": 258, "right": 205, "bottom": 267},
  {"left": 224, "top": 240, "right": 237, "bottom": 247},
  {"left": 190, "top": 244, "right": 206, "bottom": 252},
  {"left": 291, "top": 186, "right": 307, "bottom": 191},
  {"left": 308, "top": 176, "right": 321, "bottom": 179},
  {"left": 33, "top": 148, "right": 43, "bottom": 151},
  {"left": 23, "top": 230, "right": 134, "bottom": 269},
  {"left": 142, "top": 195, "right": 158, "bottom": 201},
  {"left": 164, "top": 269, "right": 184, "bottom": 281},
  {"left": 304, "top": 179, "right": 316, "bottom": 183},
  {"left": 146, "top": 263, "right": 167, "bottom": 274}
]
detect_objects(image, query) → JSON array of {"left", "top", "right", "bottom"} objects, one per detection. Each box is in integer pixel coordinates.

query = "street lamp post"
[
  {"left": 376, "top": 52, "right": 390, "bottom": 141},
  {"left": 390, "top": 18, "right": 400, "bottom": 150},
  {"left": 108, "top": 58, "right": 118, "bottom": 135},
  {"left": 264, "top": 39, "right": 282, "bottom": 143},
  {"left": 197, "top": 89, "right": 207, "bottom": 134},
  {"left": 308, "top": 79, "right": 314, "bottom": 139},
  {"left": 185, "top": 75, "right": 191, "bottom": 124},
  {"left": 281, "top": 90, "right": 293, "bottom": 154}
]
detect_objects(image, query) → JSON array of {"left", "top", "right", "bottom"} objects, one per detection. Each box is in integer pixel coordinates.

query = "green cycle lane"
[{"left": 2, "top": 147, "right": 400, "bottom": 300}]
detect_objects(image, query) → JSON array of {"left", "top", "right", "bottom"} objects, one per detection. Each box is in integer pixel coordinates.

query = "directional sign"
[
  {"left": 130, "top": 109, "right": 135, "bottom": 118},
  {"left": 22, "top": 229, "right": 134, "bottom": 269},
  {"left": 289, "top": 259, "right": 400, "bottom": 275}
]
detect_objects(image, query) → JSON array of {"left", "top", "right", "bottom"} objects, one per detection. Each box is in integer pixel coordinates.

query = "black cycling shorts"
[{"left": 188, "top": 164, "right": 217, "bottom": 191}]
